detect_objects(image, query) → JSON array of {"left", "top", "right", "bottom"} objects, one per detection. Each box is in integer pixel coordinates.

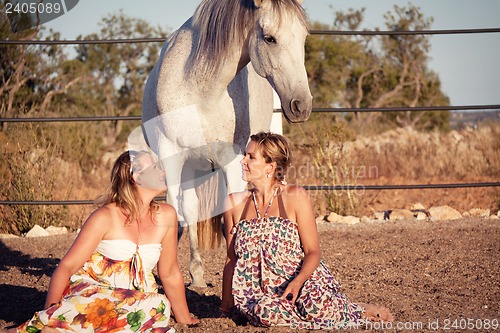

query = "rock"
[
  {"left": 343, "top": 216, "right": 361, "bottom": 224},
  {"left": 327, "top": 212, "right": 342, "bottom": 223},
  {"left": 315, "top": 216, "right": 326, "bottom": 224},
  {"left": 465, "top": 208, "right": 490, "bottom": 218},
  {"left": 374, "top": 211, "right": 386, "bottom": 221},
  {"left": 416, "top": 212, "right": 428, "bottom": 221},
  {"left": 463, "top": 211, "right": 471, "bottom": 217},
  {"left": 326, "top": 212, "right": 360, "bottom": 224},
  {"left": 411, "top": 203, "right": 426, "bottom": 210},
  {"left": 389, "top": 209, "right": 415, "bottom": 220},
  {"left": 360, "top": 216, "right": 371, "bottom": 223},
  {"left": 0, "top": 234, "right": 19, "bottom": 239},
  {"left": 489, "top": 215, "right": 499, "bottom": 220},
  {"left": 25, "top": 225, "right": 50, "bottom": 238},
  {"left": 46, "top": 226, "right": 68, "bottom": 235},
  {"left": 497, "top": 210, "right": 500, "bottom": 217},
  {"left": 429, "top": 206, "right": 462, "bottom": 221}
]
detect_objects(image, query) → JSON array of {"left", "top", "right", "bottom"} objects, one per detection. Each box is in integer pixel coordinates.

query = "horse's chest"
[{"left": 156, "top": 104, "right": 236, "bottom": 149}]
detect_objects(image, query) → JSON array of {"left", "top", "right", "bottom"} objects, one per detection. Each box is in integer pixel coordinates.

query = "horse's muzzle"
[{"left": 287, "top": 97, "right": 312, "bottom": 123}]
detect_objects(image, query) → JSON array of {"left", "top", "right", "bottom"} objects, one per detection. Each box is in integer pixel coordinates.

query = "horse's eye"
[{"left": 263, "top": 35, "right": 276, "bottom": 44}]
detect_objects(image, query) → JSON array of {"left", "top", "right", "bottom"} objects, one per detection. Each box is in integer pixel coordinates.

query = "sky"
[{"left": 43, "top": 0, "right": 500, "bottom": 107}]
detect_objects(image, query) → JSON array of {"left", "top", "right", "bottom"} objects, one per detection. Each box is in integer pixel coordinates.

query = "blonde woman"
[
  {"left": 2, "top": 151, "right": 198, "bottom": 332},
  {"left": 220, "top": 132, "right": 393, "bottom": 329}
]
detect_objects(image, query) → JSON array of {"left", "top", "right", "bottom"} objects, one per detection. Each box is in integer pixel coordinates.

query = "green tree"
[
  {"left": 304, "top": 4, "right": 450, "bottom": 132},
  {"left": 63, "top": 12, "right": 168, "bottom": 145},
  {"left": 0, "top": 2, "right": 41, "bottom": 126}
]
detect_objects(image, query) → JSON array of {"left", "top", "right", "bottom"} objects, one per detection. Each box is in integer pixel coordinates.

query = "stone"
[
  {"left": 46, "top": 226, "right": 68, "bottom": 235},
  {"left": 315, "top": 216, "right": 326, "bottom": 224},
  {"left": 416, "top": 212, "right": 428, "bottom": 221},
  {"left": 429, "top": 206, "right": 462, "bottom": 221},
  {"left": 466, "top": 208, "right": 490, "bottom": 218},
  {"left": 374, "top": 211, "right": 386, "bottom": 221},
  {"left": 327, "top": 212, "right": 342, "bottom": 223},
  {"left": 389, "top": 209, "right": 415, "bottom": 220},
  {"left": 342, "top": 216, "right": 361, "bottom": 224},
  {"left": 326, "top": 212, "right": 360, "bottom": 224},
  {"left": 25, "top": 224, "right": 50, "bottom": 238},
  {"left": 411, "top": 203, "right": 426, "bottom": 210},
  {"left": 0, "top": 234, "right": 19, "bottom": 239},
  {"left": 489, "top": 215, "right": 499, "bottom": 220},
  {"left": 360, "top": 216, "right": 371, "bottom": 223}
]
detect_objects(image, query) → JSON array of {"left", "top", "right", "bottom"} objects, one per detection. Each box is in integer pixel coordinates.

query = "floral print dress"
[
  {"left": 231, "top": 190, "right": 365, "bottom": 329},
  {"left": 17, "top": 240, "right": 174, "bottom": 333}
]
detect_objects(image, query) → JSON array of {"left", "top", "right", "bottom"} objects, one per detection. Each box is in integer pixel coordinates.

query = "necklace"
[{"left": 252, "top": 186, "right": 279, "bottom": 219}]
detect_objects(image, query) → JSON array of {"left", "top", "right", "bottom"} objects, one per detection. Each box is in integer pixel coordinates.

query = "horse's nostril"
[{"left": 291, "top": 99, "right": 301, "bottom": 115}]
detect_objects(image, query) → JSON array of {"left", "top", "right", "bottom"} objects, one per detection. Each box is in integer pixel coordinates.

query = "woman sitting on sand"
[
  {"left": 2, "top": 151, "right": 198, "bottom": 332},
  {"left": 220, "top": 132, "right": 394, "bottom": 329}
]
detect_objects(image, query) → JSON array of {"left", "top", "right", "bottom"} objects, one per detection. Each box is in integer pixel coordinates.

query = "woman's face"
[
  {"left": 134, "top": 154, "right": 167, "bottom": 192},
  {"left": 241, "top": 140, "right": 270, "bottom": 183}
]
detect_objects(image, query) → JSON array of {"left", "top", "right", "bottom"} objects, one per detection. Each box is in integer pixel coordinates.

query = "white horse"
[{"left": 142, "top": 0, "right": 312, "bottom": 287}]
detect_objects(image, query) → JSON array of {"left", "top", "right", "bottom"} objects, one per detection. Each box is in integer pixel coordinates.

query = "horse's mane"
[{"left": 187, "top": 0, "right": 308, "bottom": 77}]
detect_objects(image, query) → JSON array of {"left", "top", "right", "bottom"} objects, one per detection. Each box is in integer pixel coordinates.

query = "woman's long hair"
[{"left": 96, "top": 150, "right": 159, "bottom": 225}]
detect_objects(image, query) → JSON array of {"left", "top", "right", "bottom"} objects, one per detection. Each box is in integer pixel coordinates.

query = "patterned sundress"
[
  {"left": 231, "top": 189, "right": 365, "bottom": 329},
  {"left": 17, "top": 239, "right": 174, "bottom": 333}
]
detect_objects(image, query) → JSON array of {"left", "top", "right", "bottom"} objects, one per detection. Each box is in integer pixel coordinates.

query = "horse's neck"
[
  {"left": 152, "top": 19, "right": 273, "bottom": 149},
  {"left": 163, "top": 22, "right": 250, "bottom": 104}
]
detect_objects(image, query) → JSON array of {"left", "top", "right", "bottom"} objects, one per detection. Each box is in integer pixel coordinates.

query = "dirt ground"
[{"left": 1, "top": 217, "right": 499, "bottom": 332}]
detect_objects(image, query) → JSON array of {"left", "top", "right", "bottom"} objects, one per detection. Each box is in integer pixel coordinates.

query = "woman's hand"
[
  {"left": 281, "top": 278, "right": 304, "bottom": 304},
  {"left": 178, "top": 315, "right": 200, "bottom": 326}
]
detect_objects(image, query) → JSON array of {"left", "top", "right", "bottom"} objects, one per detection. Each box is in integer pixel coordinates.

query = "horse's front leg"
[{"left": 181, "top": 170, "right": 206, "bottom": 288}]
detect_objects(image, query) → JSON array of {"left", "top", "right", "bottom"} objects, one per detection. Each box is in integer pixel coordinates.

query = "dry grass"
[
  {"left": 349, "top": 124, "right": 500, "bottom": 180},
  {"left": 287, "top": 121, "right": 500, "bottom": 216},
  {"left": 1, "top": 121, "right": 499, "bottom": 234}
]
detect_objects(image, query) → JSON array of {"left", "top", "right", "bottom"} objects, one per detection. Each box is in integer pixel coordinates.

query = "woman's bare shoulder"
[
  {"left": 283, "top": 184, "right": 309, "bottom": 199},
  {"left": 224, "top": 191, "right": 250, "bottom": 210},
  {"left": 156, "top": 203, "right": 177, "bottom": 225},
  {"left": 157, "top": 203, "right": 176, "bottom": 214},
  {"left": 86, "top": 204, "right": 117, "bottom": 223},
  {"left": 79, "top": 204, "right": 118, "bottom": 235}
]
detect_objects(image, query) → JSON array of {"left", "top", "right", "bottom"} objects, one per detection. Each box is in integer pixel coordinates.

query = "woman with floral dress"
[
  {"left": 2, "top": 151, "right": 199, "bottom": 332},
  {"left": 220, "top": 132, "right": 394, "bottom": 329}
]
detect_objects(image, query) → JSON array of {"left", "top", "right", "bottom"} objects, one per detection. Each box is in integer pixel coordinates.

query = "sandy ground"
[{"left": 1, "top": 217, "right": 499, "bottom": 332}]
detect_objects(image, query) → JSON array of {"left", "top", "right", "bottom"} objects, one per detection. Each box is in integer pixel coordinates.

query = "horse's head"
[{"left": 248, "top": 0, "right": 312, "bottom": 123}]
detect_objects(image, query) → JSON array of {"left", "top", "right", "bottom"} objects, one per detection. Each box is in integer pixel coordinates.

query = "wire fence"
[
  {"left": 1, "top": 27, "right": 500, "bottom": 206},
  {"left": 2, "top": 27, "right": 500, "bottom": 45},
  {"left": 2, "top": 104, "right": 500, "bottom": 123},
  {"left": 1, "top": 182, "right": 500, "bottom": 206}
]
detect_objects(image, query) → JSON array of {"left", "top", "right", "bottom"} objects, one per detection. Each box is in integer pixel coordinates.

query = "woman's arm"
[
  {"left": 156, "top": 205, "right": 198, "bottom": 325},
  {"left": 220, "top": 194, "right": 239, "bottom": 314},
  {"left": 44, "top": 207, "right": 109, "bottom": 308},
  {"left": 281, "top": 186, "right": 321, "bottom": 303}
]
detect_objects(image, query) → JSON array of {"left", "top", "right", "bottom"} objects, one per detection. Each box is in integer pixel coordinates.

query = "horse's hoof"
[{"left": 189, "top": 281, "right": 208, "bottom": 288}]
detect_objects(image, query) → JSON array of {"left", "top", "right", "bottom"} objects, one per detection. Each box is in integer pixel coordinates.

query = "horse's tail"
[{"left": 195, "top": 171, "right": 224, "bottom": 250}]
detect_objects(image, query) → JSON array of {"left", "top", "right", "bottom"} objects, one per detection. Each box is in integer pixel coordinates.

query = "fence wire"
[
  {"left": 1, "top": 28, "right": 500, "bottom": 45},
  {"left": 2, "top": 182, "right": 499, "bottom": 206},
  {"left": 1, "top": 27, "right": 500, "bottom": 206},
  {"left": 1, "top": 105, "right": 499, "bottom": 123}
]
